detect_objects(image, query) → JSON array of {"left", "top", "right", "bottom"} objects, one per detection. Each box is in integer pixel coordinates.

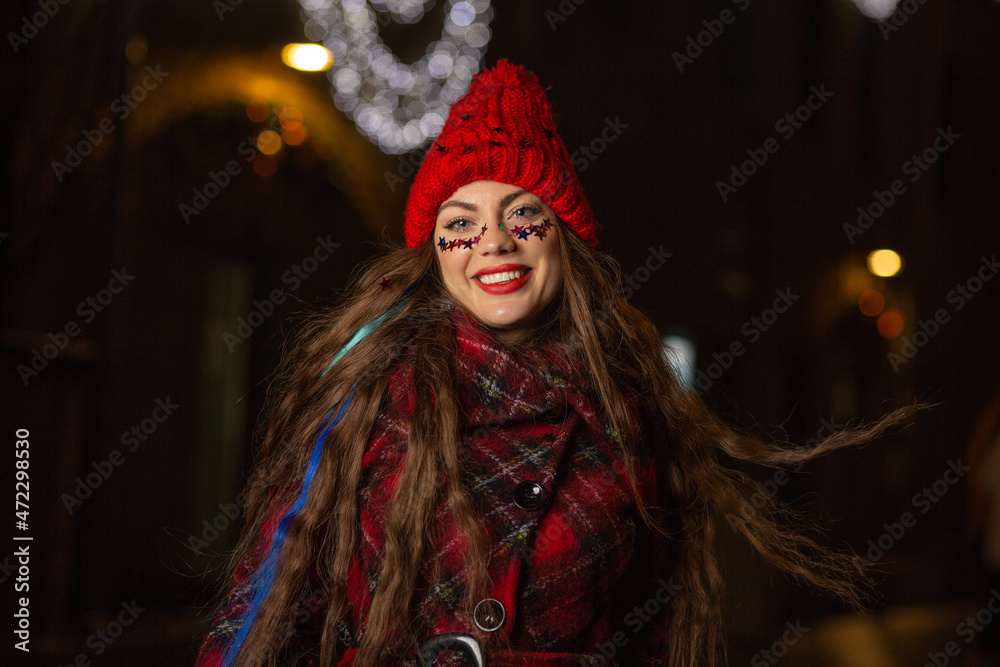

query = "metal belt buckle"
[{"left": 418, "top": 632, "right": 485, "bottom": 667}]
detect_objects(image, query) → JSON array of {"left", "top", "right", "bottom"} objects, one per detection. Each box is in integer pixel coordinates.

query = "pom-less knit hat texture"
[{"left": 403, "top": 59, "right": 598, "bottom": 249}]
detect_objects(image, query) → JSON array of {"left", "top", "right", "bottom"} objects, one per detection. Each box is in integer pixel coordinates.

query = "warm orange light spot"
[
  {"left": 842, "top": 265, "right": 874, "bottom": 299},
  {"left": 282, "top": 125, "right": 308, "bottom": 146},
  {"left": 253, "top": 155, "right": 277, "bottom": 177},
  {"left": 279, "top": 107, "right": 303, "bottom": 131},
  {"left": 246, "top": 99, "right": 271, "bottom": 123},
  {"left": 858, "top": 290, "right": 885, "bottom": 317},
  {"left": 877, "top": 308, "right": 905, "bottom": 338},
  {"left": 256, "top": 130, "right": 282, "bottom": 155},
  {"left": 125, "top": 37, "right": 147, "bottom": 64}
]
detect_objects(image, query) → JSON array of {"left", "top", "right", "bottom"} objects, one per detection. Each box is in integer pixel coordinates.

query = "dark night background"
[{"left": 3, "top": 0, "right": 1000, "bottom": 665}]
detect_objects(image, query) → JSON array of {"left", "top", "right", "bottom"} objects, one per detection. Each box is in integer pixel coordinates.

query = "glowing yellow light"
[
  {"left": 878, "top": 308, "right": 905, "bottom": 338},
  {"left": 281, "top": 44, "right": 333, "bottom": 72},
  {"left": 867, "top": 249, "right": 903, "bottom": 277},
  {"left": 858, "top": 289, "right": 885, "bottom": 317},
  {"left": 246, "top": 99, "right": 270, "bottom": 123},
  {"left": 256, "top": 130, "right": 282, "bottom": 155}
]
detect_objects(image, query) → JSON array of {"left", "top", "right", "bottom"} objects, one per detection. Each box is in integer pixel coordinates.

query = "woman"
[{"left": 194, "top": 60, "right": 916, "bottom": 666}]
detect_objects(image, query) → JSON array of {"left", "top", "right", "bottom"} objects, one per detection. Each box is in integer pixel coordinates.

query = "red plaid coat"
[{"left": 195, "top": 307, "right": 676, "bottom": 666}]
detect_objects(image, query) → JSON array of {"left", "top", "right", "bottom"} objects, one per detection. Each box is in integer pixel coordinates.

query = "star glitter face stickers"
[
  {"left": 438, "top": 223, "right": 488, "bottom": 252},
  {"left": 436, "top": 217, "right": 553, "bottom": 252},
  {"left": 508, "top": 217, "right": 552, "bottom": 242}
]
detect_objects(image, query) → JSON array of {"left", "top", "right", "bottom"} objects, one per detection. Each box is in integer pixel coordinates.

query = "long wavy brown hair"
[{"left": 213, "top": 216, "right": 919, "bottom": 667}]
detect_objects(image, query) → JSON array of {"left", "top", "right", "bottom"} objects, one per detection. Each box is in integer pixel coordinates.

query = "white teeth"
[{"left": 477, "top": 269, "right": 526, "bottom": 285}]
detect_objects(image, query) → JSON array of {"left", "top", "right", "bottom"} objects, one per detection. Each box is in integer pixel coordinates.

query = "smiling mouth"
[{"left": 475, "top": 269, "right": 530, "bottom": 285}]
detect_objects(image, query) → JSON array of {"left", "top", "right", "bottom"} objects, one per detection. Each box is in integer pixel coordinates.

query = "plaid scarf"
[{"left": 195, "top": 306, "right": 670, "bottom": 667}]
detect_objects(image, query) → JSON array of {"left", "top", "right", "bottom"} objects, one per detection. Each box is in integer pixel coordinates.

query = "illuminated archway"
[{"left": 128, "top": 50, "right": 406, "bottom": 236}]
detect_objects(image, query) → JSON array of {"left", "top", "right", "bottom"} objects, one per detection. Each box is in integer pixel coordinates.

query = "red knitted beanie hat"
[{"left": 403, "top": 59, "right": 598, "bottom": 249}]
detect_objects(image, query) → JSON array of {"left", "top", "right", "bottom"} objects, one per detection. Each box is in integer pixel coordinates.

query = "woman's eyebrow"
[
  {"left": 437, "top": 189, "right": 532, "bottom": 215},
  {"left": 438, "top": 200, "right": 477, "bottom": 213},
  {"left": 497, "top": 189, "right": 531, "bottom": 211}
]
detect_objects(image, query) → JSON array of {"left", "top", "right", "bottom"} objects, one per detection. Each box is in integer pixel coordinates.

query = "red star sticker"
[{"left": 379, "top": 277, "right": 391, "bottom": 290}]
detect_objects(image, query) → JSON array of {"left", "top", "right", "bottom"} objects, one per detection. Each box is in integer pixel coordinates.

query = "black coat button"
[
  {"left": 513, "top": 480, "right": 546, "bottom": 510},
  {"left": 473, "top": 598, "right": 506, "bottom": 632}
]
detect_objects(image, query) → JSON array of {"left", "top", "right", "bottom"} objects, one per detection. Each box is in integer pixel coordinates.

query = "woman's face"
[{"left": 433, "top": 180, "right": 563, "bottom": 344}]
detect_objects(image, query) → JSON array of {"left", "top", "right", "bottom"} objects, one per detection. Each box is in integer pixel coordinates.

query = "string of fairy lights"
[
  {"left": 287, "top": 1, "right": 907, "bottom": 153},
  {"left": 295, "top": 0, "right": 494, "bottom": 154}
]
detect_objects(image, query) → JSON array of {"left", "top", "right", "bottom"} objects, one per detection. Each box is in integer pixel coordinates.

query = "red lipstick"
[
  {"left": 472, "top": 264, "right": 532, "bottom": 294},
  {"left": 473, "top": 263, "right": 530, "bottom": 278}
]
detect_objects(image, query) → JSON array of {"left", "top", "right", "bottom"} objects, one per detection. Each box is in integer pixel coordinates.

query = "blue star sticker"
[{"left": 437, "top": 236, "right": 447, "bottom": 250}]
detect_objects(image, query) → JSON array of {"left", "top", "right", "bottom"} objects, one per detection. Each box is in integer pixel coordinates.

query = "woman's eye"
[
  {"left": 444, "top": 218, "right": 473, "bottom": 231},
  {"left": 510, "top": 205, "right": 541, "bottom": 219}
]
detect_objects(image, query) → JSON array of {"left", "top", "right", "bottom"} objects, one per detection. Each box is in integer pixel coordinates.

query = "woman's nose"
[{"left": 477, "top": 217, "right": 516, "bottom": 253}]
